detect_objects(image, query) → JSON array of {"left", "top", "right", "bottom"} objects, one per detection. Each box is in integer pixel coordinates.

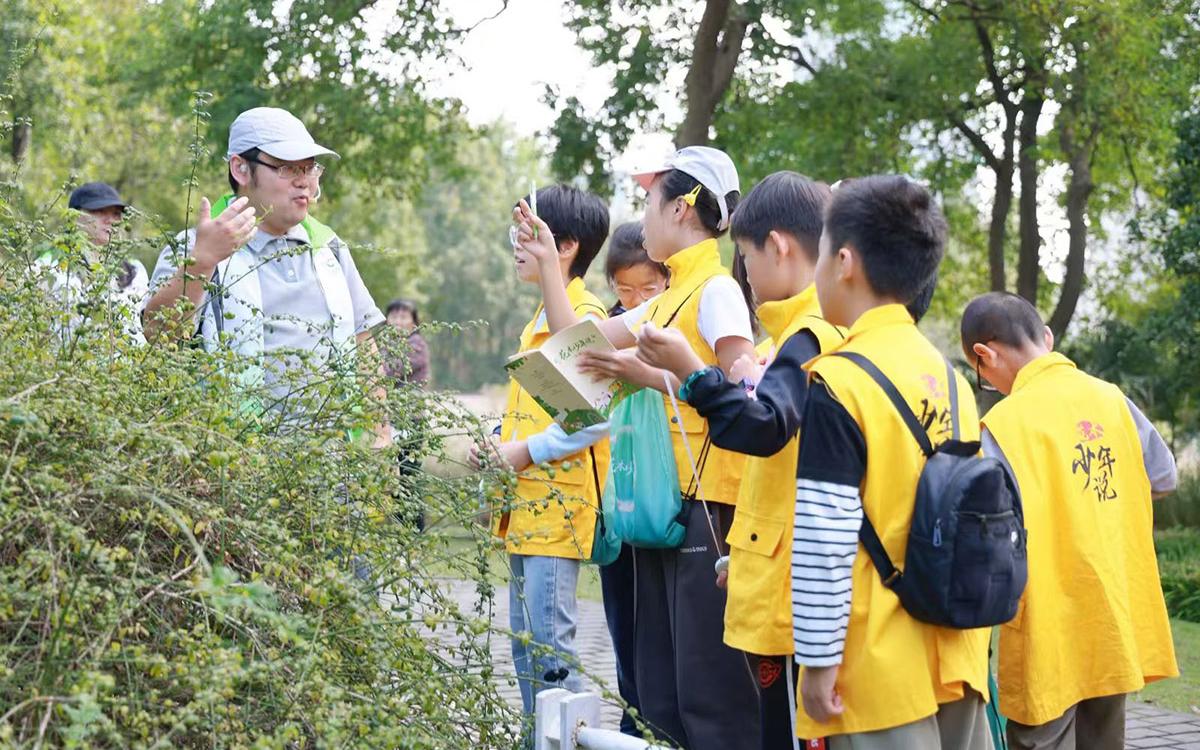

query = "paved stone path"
[
  {"left": 441, "top": 578, "right": 626, "bottom": 730},
  {"left": 438, "top": 579, "right": 1200, "bottom": 748},
  {"left": 1125, "top": 703, "right": 1200, "bottom": 749}
]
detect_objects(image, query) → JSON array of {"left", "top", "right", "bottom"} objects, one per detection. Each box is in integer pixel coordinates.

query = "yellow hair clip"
[{"left": 681, "top": 183, "right": 703, "bottom": 207}]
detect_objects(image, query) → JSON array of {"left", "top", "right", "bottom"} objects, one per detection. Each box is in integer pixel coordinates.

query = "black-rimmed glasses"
[
  {"left": 244, "top": 155, "right": 325, "bottom": 181},
  {"left": 975, "top": 357, "right": 999, "bottom": 392}
]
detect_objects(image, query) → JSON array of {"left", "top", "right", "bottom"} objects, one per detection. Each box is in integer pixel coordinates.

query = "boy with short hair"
[
  {"left": 962, "top": 291, "right": 1178, "bottom": 750},
  {"left": 637, "top": 171, "right": 842, "bottom": 749},
  {"left": 468, "top": 184, "right": 611, "bottom": 725},
  {"left": 791, "top": 176, "right": 992, "bottom": 749}
]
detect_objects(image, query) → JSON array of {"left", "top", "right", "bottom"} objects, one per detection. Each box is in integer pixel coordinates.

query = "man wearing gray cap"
[{"left": 143, "top": 107, "right": 387, "bottom": 438}]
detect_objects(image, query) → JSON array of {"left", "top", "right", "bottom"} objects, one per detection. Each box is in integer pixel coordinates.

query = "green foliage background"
[{"left": 1, "top": 0, "right": 552, "bottom": 393}]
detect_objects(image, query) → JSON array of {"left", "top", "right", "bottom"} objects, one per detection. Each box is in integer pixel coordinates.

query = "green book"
[{"left": 504, "top": 319, "right": 626, "bottom": 434}]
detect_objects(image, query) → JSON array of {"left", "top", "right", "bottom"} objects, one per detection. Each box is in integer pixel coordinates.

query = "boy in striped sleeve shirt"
[{"left": 791, "top": 176, "right": 992, "bottom": 749}]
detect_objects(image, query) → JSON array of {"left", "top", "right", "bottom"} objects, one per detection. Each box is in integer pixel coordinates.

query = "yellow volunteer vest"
[
  {"left": 637, "top": 239, "right": 747, "bottom": 504},
  {"left": 982, "top": 353, "right": 1178, "bottom": 725},
  {"left": 796, "top": 304, "right": 991, "bottom": 738},
  {"left": 495, "top": 277, "right": 609, "bottom": 559},
  {"left": 724, "top": 285, "right": 846, "bottom": 656}
]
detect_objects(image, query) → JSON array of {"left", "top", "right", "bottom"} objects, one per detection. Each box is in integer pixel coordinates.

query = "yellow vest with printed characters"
[
  {"left": 495, "top": 277, "right": 609, "bottom": 559},
  {"left": 982, "top": 353, "right": 1178, "bottom": 726},
  {"left": 639, "top": 239, "right": 747, "bottom": 504},
  {"left": 724, "top": 285, "right": 845, "bottom": 656},
  {"left": 796, "top": 304, "right": 991, "bottom": 738}
]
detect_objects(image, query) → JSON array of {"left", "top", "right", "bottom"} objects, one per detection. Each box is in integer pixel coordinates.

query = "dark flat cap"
[{"left": 68, "top": 182, "right": 127, "bottom": 212}]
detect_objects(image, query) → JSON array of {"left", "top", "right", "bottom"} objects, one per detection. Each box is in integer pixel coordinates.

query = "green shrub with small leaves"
[
  {"left": 0, "top": 190, "right": 520, "bottom": 747},
  {"left": 1154, "top": 472, "right": 1200, "bottom": 530},
  {"left": 1156, "top": 527, "right": 1200, "bottom": 624}
]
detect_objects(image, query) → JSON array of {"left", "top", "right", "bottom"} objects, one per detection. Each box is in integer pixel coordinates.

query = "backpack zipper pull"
[{"left": 932, "top": 518, "right": 943, "bottom": 547}]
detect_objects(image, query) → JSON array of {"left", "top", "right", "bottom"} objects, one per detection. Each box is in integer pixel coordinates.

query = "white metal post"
[
  {"left": 535, "top": 688, "right": 572, "bottom": 750},
  {"left": 558, "top": 692, "right": 601, "bottom": 749},
  {"left": 534, "top": 690, "right": 668, "bottom": 750}
]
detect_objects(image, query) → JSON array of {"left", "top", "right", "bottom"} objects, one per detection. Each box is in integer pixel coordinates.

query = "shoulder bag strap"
[{"left": 588, "top": 446, "right": 606, "bottom": 536}]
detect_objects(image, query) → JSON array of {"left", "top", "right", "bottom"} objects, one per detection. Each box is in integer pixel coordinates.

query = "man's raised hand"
[{"left": 193, "top": 196, "right": 257, "bottom": 268}]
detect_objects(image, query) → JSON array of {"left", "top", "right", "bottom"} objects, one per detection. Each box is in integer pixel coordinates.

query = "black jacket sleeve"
[{"left": 686, "top": 330, "right": 821, "bottom": 457}]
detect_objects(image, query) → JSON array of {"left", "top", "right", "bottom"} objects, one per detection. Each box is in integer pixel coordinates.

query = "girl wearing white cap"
[{"left": 513, "top": 145, "right": 761, "bottom": 750}]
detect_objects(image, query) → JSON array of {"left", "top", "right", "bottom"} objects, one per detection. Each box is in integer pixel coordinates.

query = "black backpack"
[{"left": 834, "top": 352, "right": 1028, "bottom": 630}]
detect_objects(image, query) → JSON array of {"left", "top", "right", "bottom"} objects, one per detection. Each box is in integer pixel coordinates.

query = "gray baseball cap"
[
  {"left": 634, "top": 146, "right": 740, "bottom": 230},
  {"left": 226, "top": 107, "right": 338, "bottom": 162}
]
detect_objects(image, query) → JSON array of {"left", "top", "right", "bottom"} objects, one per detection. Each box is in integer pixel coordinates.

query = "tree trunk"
[
  {"left": 676, "top": 0, "right": 750, "bottom": 147},
  {"left": 989, "top": 135, "right": 1015, "bottom": 291},
  {"left": 1016, "top": 89, "right": 1045, "bottom": 302},
  {"left": 965, "top": 15, "right": 1018, "bottom": 292},
  {"left": 951, "top": 113, "right": 1015, "bottom": 292},
  {"left": 1048, "top": 121, "right": 1097, "bottom": 340},
  {"left": 10, "top": 119, "right": 30, "bottom": 163}
]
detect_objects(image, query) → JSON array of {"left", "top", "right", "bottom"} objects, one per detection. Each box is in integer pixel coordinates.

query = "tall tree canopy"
[{"left": 552, "top": 0, "right": 1200, "bottom": 337}]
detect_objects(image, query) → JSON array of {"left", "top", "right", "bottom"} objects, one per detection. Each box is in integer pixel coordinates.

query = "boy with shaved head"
[{"left": 962, "top": 291, "right": 1178, "bottom": 750}]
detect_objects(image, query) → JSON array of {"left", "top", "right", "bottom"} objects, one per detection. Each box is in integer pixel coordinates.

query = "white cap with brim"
[
  {"left": 226, "top": 107, "right": 339, "bottom": 162},
  {"left": 633, "top": 145, "right": 740, "bottom": 230}
]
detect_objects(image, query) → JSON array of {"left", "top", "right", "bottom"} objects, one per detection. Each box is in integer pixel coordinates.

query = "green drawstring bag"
[{"left": 602, "top": 387, "right": 687, "bottom": 549}]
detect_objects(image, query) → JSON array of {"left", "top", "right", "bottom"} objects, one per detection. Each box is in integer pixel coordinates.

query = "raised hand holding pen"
[{"left": 511, "top": 200, "right": 558, "bottom": 268}]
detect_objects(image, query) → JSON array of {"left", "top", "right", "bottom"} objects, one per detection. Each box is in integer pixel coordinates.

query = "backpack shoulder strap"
[
  {"left": 858, "top": 503, "right": 903, "bottom": 589},
  {"left": 822, "top": 351, "right": 908, "bottom": 590},
  {"left": 831, "top": 352, "right": 934, "bottom": 458}
]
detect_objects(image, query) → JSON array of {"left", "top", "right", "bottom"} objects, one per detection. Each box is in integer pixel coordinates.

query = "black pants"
[
  {"left": 394, "top": 438, "right": 425, "bottom": 531},
  {"left": 753, "top": 653, "right": 799, "bottom": 750},
  {"left": 600, "top": 543, "right": 640, "bottom": 735},
  {"left": 632, "top": 501, "right": 761, "bottom": 750}
]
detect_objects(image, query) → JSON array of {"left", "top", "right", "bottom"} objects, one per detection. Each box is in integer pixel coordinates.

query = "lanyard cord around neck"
[{"left": 663, "top": 371, "right": 722, "bottom": 553}]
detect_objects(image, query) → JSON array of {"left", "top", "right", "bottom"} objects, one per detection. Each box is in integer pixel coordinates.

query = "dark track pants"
[{"left": 632, "top": 501, "right": 761, "bottom": 750}]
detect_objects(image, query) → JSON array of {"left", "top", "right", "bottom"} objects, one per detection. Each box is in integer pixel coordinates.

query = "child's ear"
[
  {"left": 836, "top": 244, "right": 856, "bottom": 282},
  {"left": 972, "top": 342, "right": 998, "bottom": 368},
  {"left": 767, "top": 230, "right": 790, "bottom": 263},
  {"left": 1042, "top": 325, "right": 1055, "bottom": 351},
  {"left": 558, "top": 237, "right": 580, "bottom": 261}
]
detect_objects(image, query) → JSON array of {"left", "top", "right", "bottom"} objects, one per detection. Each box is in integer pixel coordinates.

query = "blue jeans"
[{"left": 508, "top": 554, "right": 582, "bottom": 714}]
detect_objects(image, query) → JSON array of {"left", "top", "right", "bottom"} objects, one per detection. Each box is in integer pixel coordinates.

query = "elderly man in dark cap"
[
  {"left": 36, "top": 181, "right": 148, "bottom": 343},
  {"left": 69, "top": 181, "right": 128, "bottom": 247}
]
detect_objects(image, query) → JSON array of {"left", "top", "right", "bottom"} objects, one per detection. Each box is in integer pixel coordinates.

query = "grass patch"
[{"left": 1134, "top": 618, "right": 1200, "bottom": 714}]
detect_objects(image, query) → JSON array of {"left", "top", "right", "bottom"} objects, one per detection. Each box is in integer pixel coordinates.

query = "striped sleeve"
[
  {"left": 791, "top": 379, "right": 867, "bottom": 668},
  {"left": 792, "top": 478, "right": 862, "bottom": 666}
]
